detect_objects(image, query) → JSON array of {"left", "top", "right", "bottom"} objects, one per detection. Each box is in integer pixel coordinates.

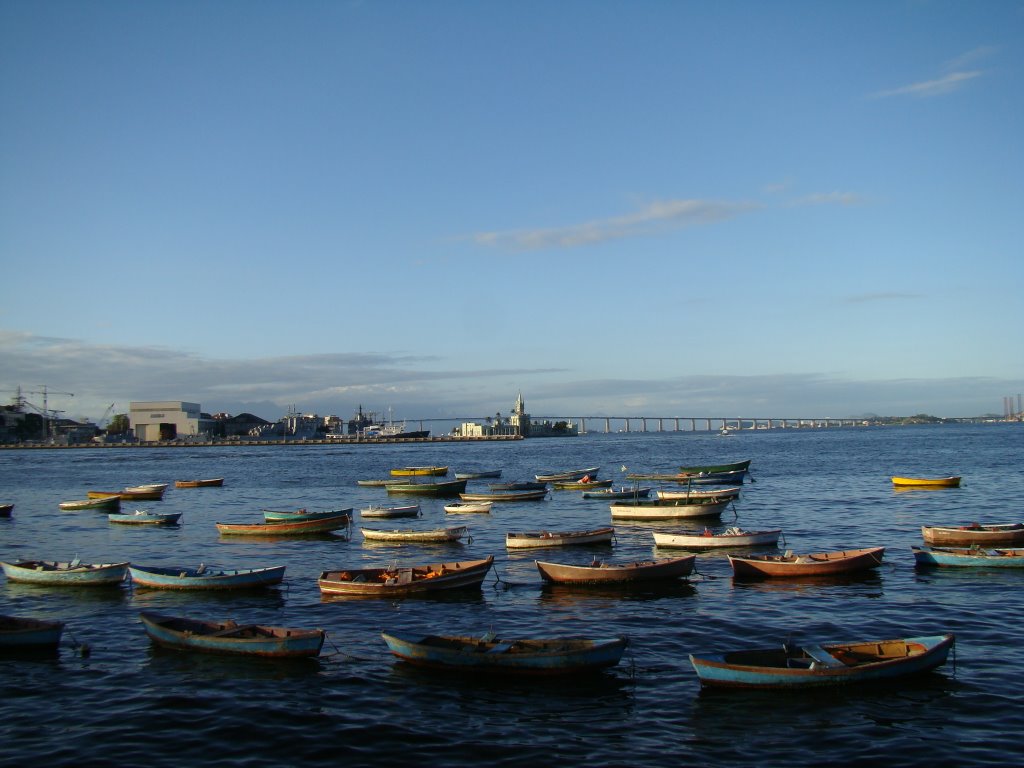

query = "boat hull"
[
  {"left": 460, "top": 490, "right": 548, "bottom": 502},
  {"left": 891, "top": 476, "right": 961, "bottom": 488},
  {"left": 921, "top": 524, "right": 1024, "bottom": 546},
  {"left": 609, "top": 499, "right": 730, "bottom": 521},
  {"left": 174, "top": 478, "right": 224, "bottom": 488},
  {"left": 385, "top": 479, "right": 468, "bottom": 497},
  {"left": 263, "top": 508, "right": 353, "bottom": 523},
  {"left": 139, "top": 612, "right": 325, "bottom": 657},
  {"left": 318, "top": 557, "right": 493, "bottom": 597},
  {"left": 1, "top": 560, "right": 129, "bottom": 586},
  {"left": 360, "top": 526, "right": 468, "bottom": 543},
  {"left": 129, "top": 565, "right": 286, "bottom": 590},
  {"left": 581, "top": 487, "right": 651, "bottom": 500},
  {"left": 535, "top": 555, "right": 695, "bottom": 584},
  {"left": 653, "top": 529, "right": 782, "bottom": 549},
  {"left": 381, "top": 632, "right": 628, "bottom": 675},
  {"left": 390, "top": 466, "right": 449, "bottom": 477},
  {"left": 361, "top": 505, "right": 421, "bottom": 519},
  {"left": 912, "top": 546, "right": 1024, "bottom": 568},
  {"left": 678, "top": 460, "right": 751, "bottom": 474},
  {"left": 729, "top": 547, "right": 885, "bottom": 578},
  {"left": 108, "top": 511, "right": 182, "bottom": 525},
  {"left": 690, "top": 634, "right": 954, "bottom": 689},
  {"left": 454, "top": 470, "right": 502, "bottom": 479},
  {"left": 552, "top": 479, "right": 613, "bottom": 490},
  {"left": 534, "top": 467, "right": 599, "bottom": 482},
  {"left": 655, "top": 486, "right": 742, "bottom": 501},
  {"left": 0, "top": 615, "right": 65, "bottom": 654},
  {"left": 216, "top": 514, "right": 350, "bottom": 536},
  {"left": 506, "top": 527, "right": 615, "bottom": 549},
  {"left": 443, "top": 502, "right": 493, "bottom": 513},
  {"left": 59, "top": 496, "right": 121, "bottom": 511}
]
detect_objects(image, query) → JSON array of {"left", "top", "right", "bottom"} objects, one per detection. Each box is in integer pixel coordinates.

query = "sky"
[{"left": 2, "top": 0, "right": 1022, "bottom": 424}]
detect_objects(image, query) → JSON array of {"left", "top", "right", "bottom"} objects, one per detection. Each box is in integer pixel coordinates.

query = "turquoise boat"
[
  {"left": 262, "top": 507, "right": 353, "bottom": 523},
  {"left": 690, "top": 633, "right": 955, "bottom": 689},
  {"left": 128, "top": 564, "right": 286, "bottom": 590},
  {"left": 912, "top": 546, "right": 1024, "bottom": 568},
  {"left": 1, "top": 559, "right": 129, "bottom": 586},
  {"left": 381, "top": 631, "right": 628, "bottom": 675},
  {"left": 139, "top": 612, "right": 325, "bottom": 658},
  {"left": 0, "top": 615, "right": 65, "bottom": 655},
  {"left": 108, "top": 510, "right": 182, "bottom": 525}
]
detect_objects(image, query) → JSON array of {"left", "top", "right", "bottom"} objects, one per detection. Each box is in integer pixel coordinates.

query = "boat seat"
[{"left": 802, "top": 644, "right": 845, "bottom": 668}]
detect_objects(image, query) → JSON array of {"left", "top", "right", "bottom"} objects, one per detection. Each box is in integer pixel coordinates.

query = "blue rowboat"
[
  {"left": 381, "top": 631, "right": 629, "bottom": 675},
  {"left": 139, "top": 612, "right": 325, "bottom": 658},
  {"left": 108, "top": 510, "right": 182, "bottom": 525},
  {"left": 129, "top": 564, "right": 286, "bottom": 590},
  {"left": 912, "top": 546, "right": 1024, "bottom": 568},
  {"left": 0, "top": 615, "right": 65, "bottom": 655},
  {"left": 689, "top": 633, "right": 955, "bottom": 689},
  {"left": 1, "top": 559, "right": 129, "bottom": 586},
  {"left": 262, "top": 507, "right": 353, "bottom": 523}
]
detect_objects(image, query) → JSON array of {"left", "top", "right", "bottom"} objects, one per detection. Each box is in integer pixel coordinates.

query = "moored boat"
[
  {"left": 678, "top": 459, "right": 751, "bottom": 474},
  {"left": 263, "top": 507, "right": 353, "bottom": 523},
  {"left": 355, "top": 478, "right": 404, "bottom": 487},
  {"left": 454, "top": 470, "right": 502, "bottom": 480},
  {"left": 655, "top": 486, "right": 742, "bottom": 501},
  {"left": 891, "top": 476, "right": 961, "bottom": 488},
  {"left": 0, "top": 615, "right": 65, "bottom": 654},
  {"left": 1, "top": 559, "right": 130, "bottom": 586},
  {"left": 689, "top": 633, "right": 955, "bottom": 689},
  {"left": 506, "top": 527, "right": 615, "bottom": 549},
  {"left": 0, "top": 503, "right": 12, "bottom": 518},
  {"left": 361, "top": 504, "right": 421, "bottom": 519},
  {"left": 360, "top": 525, "right": 469, "bottom": 543},
  {"left": 535, "top": 555, "right": 696, "bottom": 585},
  {"left": 139, "top": 611, "right": 325, "bottom": 657},
  {"left": 626, "top": 469, "right": 747, "bottom": 485},
  {"left": 535, "top": 467, "right": 600, "bottom": 482},
  {"left": 216, "top": 513, "right": 350, "bottom": 536},
  {"left": 609, "top": 498, "right": 731, "bottom": 521},
  {"left": 59, "top": 495, "right": 121, "bottom": 511},
  {"left": 174, "top": 478, "right": 225, "bottom": 488},
  {"left": 489, "top": 481, "right": 548, "bottom": 491},
  {"left": 921, "top": 523, "right": 1024, "bottom": 547},
  {"left": 317, "top": 556, "right": 494, "bottom": 597},
  {"left": 108, "top": 509, "right": 182, "bottom": 525},
  {"left": 443, "top": 501, "right": 494, "bottom": 513},
  {"left": 128, "top": 564, "right": 286, "bottom": 590},
  {"left": 385, "top": 478, "right": 468, "bottom": 497},
  {"left": 912, "top": 545, "right": 1024, "bottom": 568},
  {"left": 390, "top": 466, "right": 449, "bottom": 477},
  {"left": 381, "top": 631, "right": 629, "bottom": 675},
  {"left": 459, "top": 490, "right": 548, "bottom": 502},
  {"left": 653, "top": 527, "right": 782, "bottom": 549},
  {"left": 728, "top": 547, "right": 885, "bottom": 579},
  {"left": 581, "top": 486, "right": 651, "bottom": 500},
  {"left": 551, "top": 478, "right": 613, "bottom": 490},
  {"left": 87, "top": 487, "right": 165, "bottom": 501}
]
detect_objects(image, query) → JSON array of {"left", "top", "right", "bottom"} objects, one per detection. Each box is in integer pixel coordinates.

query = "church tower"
[{"left": 510, "top": 391, "right": 529, "bottom": 436}]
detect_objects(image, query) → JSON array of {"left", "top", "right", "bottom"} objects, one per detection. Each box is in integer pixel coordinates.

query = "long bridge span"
[{"left": 408, "top": 416, "right": 870, "bottom": 434}]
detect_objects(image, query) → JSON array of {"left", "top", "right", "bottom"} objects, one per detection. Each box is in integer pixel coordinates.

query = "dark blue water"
[{"left": 1, "top": 424, "right": 1022, "bottom": 766}]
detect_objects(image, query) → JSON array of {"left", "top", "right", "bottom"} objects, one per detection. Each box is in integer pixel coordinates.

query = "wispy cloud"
[
  {"left": 470, "top": 199, "right": 761, "bottom": 251},
  {"left": 869, "top": 47, "right": 995, "bottom": 99}
]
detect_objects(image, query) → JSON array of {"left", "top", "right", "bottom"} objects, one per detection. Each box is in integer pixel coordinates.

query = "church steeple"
[{"left": 514, "top": 391, "right": 524, "bottom": 415}]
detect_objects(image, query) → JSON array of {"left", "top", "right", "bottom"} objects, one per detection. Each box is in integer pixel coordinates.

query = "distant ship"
[{"left": 341, "top": 406, "right": 430, "bottom": 439}]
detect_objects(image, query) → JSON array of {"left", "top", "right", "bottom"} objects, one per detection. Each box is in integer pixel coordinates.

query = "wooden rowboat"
[
  {"left": 360, "top": 526, "right": 469, "bottom": 543},
  {"left": 609, "top": 498, "right": 731, "bottom": 521},
  {"left": 506, "top": 527, "right": 615, "bottom": 549},
  {"left": 129, "top": 564, "right": 286, "bottom": 590},
  {"left": 912, "top": 546, "right": 1024, "bottom": 568},
  {"left": 729, "top": 547, "right": 885, "bottom": 579},
  {"left": 87, "top": 487, "right": 165, "bottom": 501},
  {"left": 139, "top": 611, "right": 325, "bottom": 657},
  {"left": 921, "top": 523, "right": 1024, "bottom": 546},
  {"left": 0, "top": 503, "right": 13, "bottom": 518},
  {"left": 174, "top": 478, "right": 225, "bottom": 488},
  {"left": 678, "top": 459, "right": 751, "bottom": 474},
  {"left": 454, "top": 470, "right": 502, "bottom": 479},
  {"left": 1, "top": 559, "right": 130, "bottom": 586},
  {"left": 653, "top": 527, "right": 782, "bottom": 549},
  {"left": 355, "top": 478, "right": 404, "bottom": 487},
  {"left": 263, "top": 507, "right": 353, "bottom": 523},
  {"left": 390, "top": 466, "right": 449, "bottom": 477},
  {"left": 535, "top": 555, "right": 696, "bottom": 585},
  {"left": 891, "top": 476, "right": 961, "bottom": 488},
  {"left": 551, "top": 478, "right": 613, "bottom": 490},
  {"left": 318, "top": 556, "right": 494, "bottom": 597},
  {"left": 581, "top": 487, "right": 651, "bottom": 500},
  {"left": 459, "top": 490, "right": 548, "bottom": 502},
  {"left": 655, "top": 486, "right": 742, "bottom": 501},
  {"left": 0, "top": 615, "right": 65, "bottom": 654},
  {"left": 534, "top": 467, "right": 599, "bottom": 482},
  {"left": 381, "top": 631, "right": 629, "bottom": 675},
  {"left": 385, "top": 478, "right": 468, "bottom": 497},
  {"left": 108, "top": 510, "right": 182, "bottom": 525},
  {"left": 216, "top": 513, "right": 350, "bottom": 536},
  {"left": 59, "top": 496, "right": 121, "bottom": 511},
  {"left": 489, "top": 481, "right": 548, "bottom": 491},
  {"left": 626, "top": 469, "right": 747, "bottom": 485},
  {"left": 443, "top": 501, "right": 493, "bottom": 513},
  {"left": 689, "top": 633, "right": 954, "bottom": 689},
  {"left": 361, "top": 504, "right": 421, "bottom": 519}
]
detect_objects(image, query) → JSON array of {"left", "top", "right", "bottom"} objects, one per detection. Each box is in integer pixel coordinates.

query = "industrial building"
[{"left": 129, "top": 401, "right": 204, "bottom": 441}]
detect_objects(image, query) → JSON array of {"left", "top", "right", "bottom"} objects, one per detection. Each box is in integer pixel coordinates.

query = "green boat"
[{"left": 385, "top": 478, "right": 468, "bottom": 497}]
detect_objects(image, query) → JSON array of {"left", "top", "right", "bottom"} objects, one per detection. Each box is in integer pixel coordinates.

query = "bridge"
[{"left": 405, "top": 416, "right": 869, "bottom": 434}]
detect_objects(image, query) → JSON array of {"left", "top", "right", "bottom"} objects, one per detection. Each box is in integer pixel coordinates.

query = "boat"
[
  {"left": 355, "top": 478, "right": 404, "bottom": 487},
  {"left": 489, "top": 481, "right": 548, "bottom": 491},
  {"left": 58, "top": 495, "right": 121, "bottom": 511},
  {"left": 108, "top": 509, "right": 182, "bottom": 525},
  {"left": 655, "top": 486, "right": 742, "bottom": 501},
  {"left": 609, "top": 498, "right": 731, "bottom": 521},
  {"left": 506, "top": 527, "right": 615, "bottom": 549},
  {"left": 139, "top": 611, "right": 325, "bottom": 658},
  {"left": 653, "top": 527, "right": 782, "bottom": 549},
  {"left": 263, "top": 507, "right": 353, "bottom": 523},
  {"left": 87, "top": 487, "right": 165, "bottom": 501},
  {"left": 891, "top": 476, "right": 961, "bottom": 488},
  {"left": 385, "top": 478, "right": 468, "bottom": 497},
  {"left": 0, "top": 615, "right": 65, "bottom": 654},
  {"left": 454, "top": 470, "right": 502, "bottom": 480},
  {"left": 728, "top": 547, "right": 886, "bottom": 578},
  {"left": 128, "top": 564, "right": 286, "bottom": 590},
  {"left": 361, "top": 504, "right": 421, "bottom": 519},
  {"left": 0, "top": 503, "right": 12, "bottom": 518},
  {"left": 130, "top": 483, "right": 170, "bottom": 492},
  {"left": 174, "top": 478, "right": 225, "bottom": 488},
  {"left": 340, "top": 406, "right": 430, "bottom": 439},
  {"left": 381, "top": 631, "right": 629, "bottom": 675},
  {"left": 459, "top": 490, "right": 548, "bottom": 502},
  {"left": 317, "top": 556, "right": 494, "bottom": 597},
  {"left": 551, "top": 478, "right": 614, "bottom": 490},
  {"left": 390, "top": 466, "right": 449, "bottom": 477},
  {"left": 912, "top": 545, "right": 1024, "bottom": 568},
  {"left": 581, "top": 486, "right": 651, "bottom": 500},
  {"left": 689, "top": 633, "right": 955, "bottom": 689},
  {"left": 678, "top": 459, "right": 751, "bottom": 474},
  {"left": 216, "top": 513, "right": 350, "bottom": 536},
  {"left": 536, "top": 555, "right": 696, "bottom": 585},
  {"left": 1, "top": 559, "right": 130, "bottom": 586},
  {"left": 443, "top": 501, "right": 493, "bottom": 513},
  {"left": 921, "top": 523, "right": 1024, "bottom": 546},
  {"left": 535, "top": 467, "right": 600, "bottom": 482},
  {"left": 626, "top": 469, "right": 747, "bottom": 485},
  {"left": 360, "top": 526, "right": 469, "bottom": 543}
]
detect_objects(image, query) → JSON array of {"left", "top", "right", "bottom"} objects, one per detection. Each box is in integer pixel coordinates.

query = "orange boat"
[
  {"left": 728, "top": 547, "right": 885, "bottom": 579},
  {"left": 891, "top": 476, "right": 961, "bottom": 488}
]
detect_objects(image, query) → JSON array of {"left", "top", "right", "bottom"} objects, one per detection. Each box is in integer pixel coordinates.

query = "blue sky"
[{"left": 2, "top": 1, "right": 1022, "bottom": 423}]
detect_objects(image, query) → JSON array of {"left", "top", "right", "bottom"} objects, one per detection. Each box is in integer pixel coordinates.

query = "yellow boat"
[
  {"left": 891, "top": 476, "right": 961, "bottom": 488},
  {"left": 390, "top": 466, "right": 449, "bottom": 477}
]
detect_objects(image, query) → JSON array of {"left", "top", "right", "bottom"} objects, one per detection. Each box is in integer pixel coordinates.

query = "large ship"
[{"left": 342, "top": 406, "right": 430, "bottom": 439}]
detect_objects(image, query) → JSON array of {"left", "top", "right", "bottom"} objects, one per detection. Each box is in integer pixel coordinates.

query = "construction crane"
[
  {"left": 22, "top": 385, "right": 74, "bottom": 440},
  {"left": 99, "top": 403, "right": 116, "bottom": 429}
]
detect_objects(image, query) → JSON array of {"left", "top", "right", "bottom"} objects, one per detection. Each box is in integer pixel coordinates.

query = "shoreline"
[{"left": 0, "top": 434, "right": 525, "bottom": 450}]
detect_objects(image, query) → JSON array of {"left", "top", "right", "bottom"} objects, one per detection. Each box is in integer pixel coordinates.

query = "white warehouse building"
[{"left": 129, "top": 401, "right": 202, "bottom": 442}]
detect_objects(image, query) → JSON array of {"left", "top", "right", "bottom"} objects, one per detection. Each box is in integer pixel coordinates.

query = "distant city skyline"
[{"left": 1, "top": 3, "right": 1020, "bottom": 423}]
